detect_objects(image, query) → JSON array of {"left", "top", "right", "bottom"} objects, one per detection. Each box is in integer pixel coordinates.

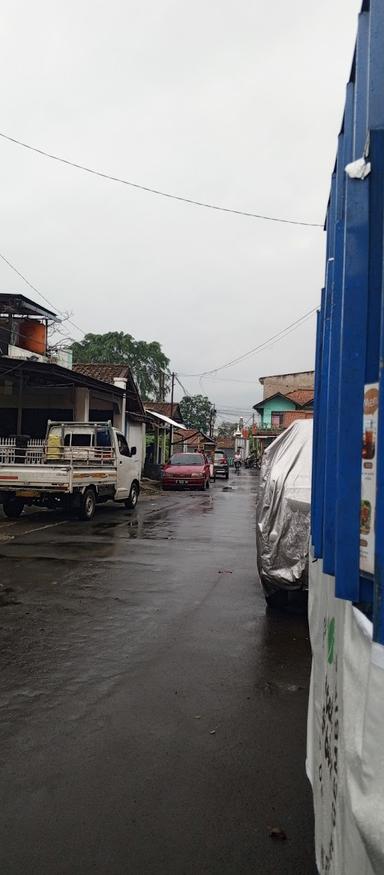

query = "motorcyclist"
[{"left": 234, "top": 450, "right": 242, "bottom": 472}]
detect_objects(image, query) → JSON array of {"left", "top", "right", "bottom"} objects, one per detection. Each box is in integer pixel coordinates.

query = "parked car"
[
  {"left": 213, "top": 450, "right": 229, "bottom": 480},
  {"left": 256, "top": 420, "right": 312, "bottom": 608},
  {"left": 162, "top": 452, "right": 210, "bottom": 491}
]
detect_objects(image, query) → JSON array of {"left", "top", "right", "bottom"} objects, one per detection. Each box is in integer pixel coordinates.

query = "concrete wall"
[
  {"left": 0, "top": 386, "right": 118, "bottom": 436},
  {"left": 261, "top": 371, "right": 314, "bottom": 399}
]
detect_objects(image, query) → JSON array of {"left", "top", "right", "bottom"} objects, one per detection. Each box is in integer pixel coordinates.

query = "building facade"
[{"left": 259, "top": 370, "right": 315, "bottom": 400}]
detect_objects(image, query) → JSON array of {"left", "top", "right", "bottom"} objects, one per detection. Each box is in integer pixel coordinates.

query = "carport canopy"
[{"left": 145, "top": 410, "right": 187, "bottom": 429}]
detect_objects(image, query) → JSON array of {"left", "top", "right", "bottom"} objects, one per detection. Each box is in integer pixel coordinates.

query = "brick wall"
[{"left": 282, "top": 410, "right": 314, "bottom": 428}]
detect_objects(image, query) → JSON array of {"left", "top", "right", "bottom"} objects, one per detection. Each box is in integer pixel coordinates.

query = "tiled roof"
[
  {"left": 72, "top": 362, "right": 144, "bottom": 415},
  {"left": 73, "top": 363, "right": 130, "bottom": 383},
  {"left": 286, "top": 389, "right": 314, "bottom": 406},
  {"left": 216, "top": 436, "right": 235, "bottom": 449},
  {"left": 144, "top": 401, "right": 184, "bottom": 422},
  {"left": 173, "top": 428, "right": 214, "bottom": 446},
  {"left": 253, "top": 389, "right": 314, "bottom": 410}
]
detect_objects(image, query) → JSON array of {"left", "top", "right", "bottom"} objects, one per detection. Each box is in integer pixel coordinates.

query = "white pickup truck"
[{"left": 0, "top": 421, "right": 141, "bottom": 521}]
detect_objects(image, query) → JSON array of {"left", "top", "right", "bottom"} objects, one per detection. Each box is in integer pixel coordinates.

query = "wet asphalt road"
[{"left": 0, "top": 471, "right": 316, "bottom": 874}]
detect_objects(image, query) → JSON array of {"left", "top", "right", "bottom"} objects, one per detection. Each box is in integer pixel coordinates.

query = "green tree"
[
  {"left": 180, "top": 395, "right": 214, "bottom": 433},
  {"left": 217, "top": 420, "right": 236, "bottom": 437},
  {"left": 71, "top": 332, "right": 169, "bottom": 400}
]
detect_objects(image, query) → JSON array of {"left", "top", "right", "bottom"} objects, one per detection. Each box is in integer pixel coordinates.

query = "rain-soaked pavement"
[{"left": 0, "top": 471, "right": 316, "bottom": 874}]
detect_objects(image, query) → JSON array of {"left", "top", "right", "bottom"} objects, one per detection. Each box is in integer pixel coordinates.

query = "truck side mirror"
[{"left": 130, "top": 446, "right": 137, "bottom": 456}]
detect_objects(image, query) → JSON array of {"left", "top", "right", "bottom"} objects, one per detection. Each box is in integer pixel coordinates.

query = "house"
[
  {"left": 73, "top": 363, "right": 146, "bottom": 470},
  {"left": 216, "top": 435, "right": 235, "bottom": 460},
  {"left": 251, "top": 371, "right": 314, "bottom": 454},
  {"left": 0, "top": 357, "right": 127, "bottom": 434},
  {"left": 143, "top": 401, "right": 187, "bottom": 473},
  {"left": 0, "top": 294, "right": 146, "bottom": 466},
  {"left": 173, "top": 428, "right": 215, "bottom": 456},
  {"left": 253, "top": 388, "right": 314, "bottom": 428}
]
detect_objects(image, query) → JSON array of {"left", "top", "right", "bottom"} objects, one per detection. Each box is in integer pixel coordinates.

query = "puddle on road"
[{"left": 256, "top": 680, "right": 305, "bottom": 696}]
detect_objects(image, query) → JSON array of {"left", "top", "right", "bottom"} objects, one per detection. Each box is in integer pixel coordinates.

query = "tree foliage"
[
  {"left": 217, "top": 420, "right": 236, "bottom": 437},
  {"left": 71, "top": 332, "right": 169, "bottom": 400},
  {"left": 179, "top": 394, "right": 214, "bottom": 433}
]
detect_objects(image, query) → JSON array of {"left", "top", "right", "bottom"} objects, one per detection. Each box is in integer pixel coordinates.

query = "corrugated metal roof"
[
  {"left": 146, "top": 410, "right": 187, "bottom": 429},
  {"left": 144, "top": 401, "right": 184, "bottom": 422}
]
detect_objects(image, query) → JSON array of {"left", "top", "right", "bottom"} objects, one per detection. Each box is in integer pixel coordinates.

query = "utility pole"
[
  {"left": 209, "top": 405, "right": 216, "bottom": 438},
  {"left": 168, "top": 371, "right": 175, "bottom": 460},
  {"left": 159, "top": 370, "right": 165, "bottom": 402}
]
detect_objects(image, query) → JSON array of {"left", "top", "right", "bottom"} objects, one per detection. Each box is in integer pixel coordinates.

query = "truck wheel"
[
  {"left": 125, "top": 481, "right": 140, "bottom": 510},
  {"left": 3, "top": 498, "right": 24, "bottom": 519},
  {"left": 79, "top": 487, "right": 96, "bottom": 521}
]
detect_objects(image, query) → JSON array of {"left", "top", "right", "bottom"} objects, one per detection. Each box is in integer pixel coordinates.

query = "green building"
[{"left": 253, "top": 389, "right": 314, "bottom": 428}]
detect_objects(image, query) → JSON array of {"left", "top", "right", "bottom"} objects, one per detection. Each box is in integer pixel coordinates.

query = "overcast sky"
[{"left": 0, "top": 0, "right": 362, "bottom": 419}]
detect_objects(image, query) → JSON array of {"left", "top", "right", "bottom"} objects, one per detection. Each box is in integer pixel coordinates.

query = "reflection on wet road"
[{"left": 0, "top": 472, "right": 316, "bottom": 874}]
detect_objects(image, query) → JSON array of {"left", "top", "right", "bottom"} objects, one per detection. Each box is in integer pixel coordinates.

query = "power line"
[
  {"left": 180, "top": 306, "right": 318, "bottom": 377},
  {"left": 174, "top": 374, "right": 191, "bottom": 397},
  {"left": 0, "top": 250, "right": 85, "bottom": 336},
  {"left": 0, "top": 131, "right": 323, "bottom": 229},
  {"left": 196, "top": 375, "right": 259, "bottom": 385}
]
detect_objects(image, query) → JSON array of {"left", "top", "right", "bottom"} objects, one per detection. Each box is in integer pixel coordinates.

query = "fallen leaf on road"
[{"left": 269, "top": 827, "right": 287, "bottom": 841}]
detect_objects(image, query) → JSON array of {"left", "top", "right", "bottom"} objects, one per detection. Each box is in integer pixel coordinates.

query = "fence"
[
  {"left": 311, "top": 0, "right": 384, "bottom": 645},
  {"left": 0, "top": 438, "right": 44, "bottom": 465},
  {"left": 0, "top": 438, "right": 115, "bottom": 466},
  {"left": 309, "top": 4, "right": 384, "bottom": 870}
]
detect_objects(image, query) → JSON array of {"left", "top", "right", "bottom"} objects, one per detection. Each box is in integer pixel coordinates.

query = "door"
[{"left": 115, "top": 432, "right": 134, "bottom": 499}]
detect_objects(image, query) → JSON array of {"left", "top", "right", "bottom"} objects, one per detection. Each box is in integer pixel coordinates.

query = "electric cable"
[
  {"left": 0, "top": 131, "right": 323, "bottom": 228},
  {"left": 180, "top": 306, "right": 318, "bottom": 377},
  {"left": 0, "top": 250, "right": 85, "bottom": 336}
]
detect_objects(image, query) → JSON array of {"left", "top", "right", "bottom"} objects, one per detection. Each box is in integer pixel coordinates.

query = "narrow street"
[{"left": 0, "top": 470, "right": 315, "bottom": 874}]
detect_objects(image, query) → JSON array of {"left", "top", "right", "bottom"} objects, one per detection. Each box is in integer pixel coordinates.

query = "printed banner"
[{"left": 360, "top": 383, "right": 379, "bottom": 574}]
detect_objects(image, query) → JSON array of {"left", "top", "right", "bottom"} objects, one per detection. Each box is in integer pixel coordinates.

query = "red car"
[{"left": 162, "top": 452, "right": 210, "bottom": 491}]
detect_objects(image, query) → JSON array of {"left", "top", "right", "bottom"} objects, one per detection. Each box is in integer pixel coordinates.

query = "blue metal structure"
[{"left": 312, "top": 0, "right": 384, "bottom": 643}]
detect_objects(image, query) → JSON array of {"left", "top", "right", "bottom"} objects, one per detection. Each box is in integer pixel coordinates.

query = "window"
[
  {"left": 170, "top": 453, "right": 204, "bottom": 466},
  {"left": 271, "top": 412, "right": 284, "bottom": 427},
  {"left": 64, "top": 432, "right": 92, "bottom": 447},
  {"left": 117, "top": 433, "right": 130, "bottom": 457},
  {"left": 96, "top": 428, "right": 111, "bottom": 448}
]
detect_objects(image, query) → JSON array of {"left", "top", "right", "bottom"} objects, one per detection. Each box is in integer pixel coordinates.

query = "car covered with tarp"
[{"left": 256, "top": 419, "right": 312, "bottom": 607}]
